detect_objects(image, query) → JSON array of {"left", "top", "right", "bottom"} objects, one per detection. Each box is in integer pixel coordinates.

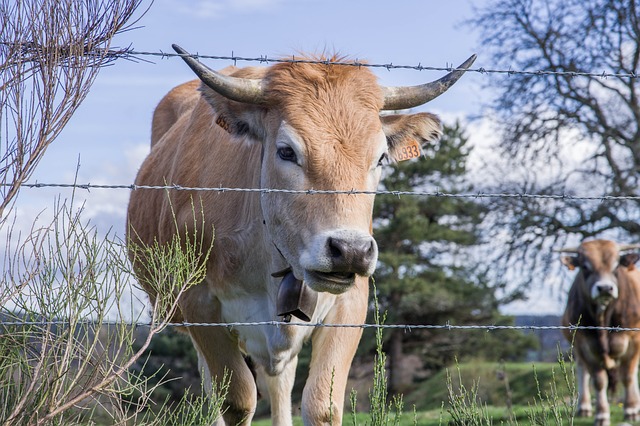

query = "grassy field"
[
  {"left": 253, "top": 361, "right": 629, "bottom": 425},
  {"left": 253, "top": 407, "right": 628, "bottom": 426}
]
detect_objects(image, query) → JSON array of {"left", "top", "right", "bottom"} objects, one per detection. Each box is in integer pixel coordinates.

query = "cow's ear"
[
  {"left": 381, "top": 113, "right": 442, "bottom": 162},
  {"left": 561, "top": 255, "right": 579, "bottom": 271},
  {"left": 620, "top": 253, "right": 640, "bottom": 270},
  {"left": 198, "top": 66, "right": 269, "bottom": 141}
]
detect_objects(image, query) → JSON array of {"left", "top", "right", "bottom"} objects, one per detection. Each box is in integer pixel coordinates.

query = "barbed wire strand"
[
  {"left": 6, "top": 41, "right": 639, "bottom": 78},
  {"left": 0, "top": 319, "right": 636, "bottom": 333},
  {"left": 124, "top": 49, "right": 640, "bottom": 80},
  {"left": 7, "top": 182, "right": 640, "bottom": 202}
]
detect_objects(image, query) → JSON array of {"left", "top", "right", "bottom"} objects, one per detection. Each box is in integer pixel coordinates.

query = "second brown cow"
[{"left": 560, "top": 239, "right": 640, "bottom": 426}]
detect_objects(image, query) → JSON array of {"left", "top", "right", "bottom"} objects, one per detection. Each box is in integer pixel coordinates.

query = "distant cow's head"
[
  {"left": 174, "top": 45, "right": 475, "bottom": 294},
  {"left": 560, "top": 240, "right": 640, "bottom": 306}
]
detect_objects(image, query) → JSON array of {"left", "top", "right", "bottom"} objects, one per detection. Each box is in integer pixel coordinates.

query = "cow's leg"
[
  {"left": 576, "top": 362, "right": 593, "bottom": 417},
  {"left": 302, "top": 281, "right": 368, "bottom": 425},
  {"left": 195, "top": 350, "right": 226, "bottom": 426},
  {"left": 620, "top": 351, "right": 640, "bottom": 421},
  {"left": 190, "top": 327, "right": 257, "bottom": 425},
  {"left": 184, "top": 294, "right": 257, "bottom": 426},
  {"left": 591, "top": 367, "right": 611, "bottom": 426},
  {"left": 262, "top": 355, "right": 298, "bottom": 426}
]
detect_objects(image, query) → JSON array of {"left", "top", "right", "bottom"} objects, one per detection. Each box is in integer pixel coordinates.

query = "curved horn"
[
  {"left": 619, "top": 244, "right": 640, "bottom": 251},
  {"left": 381, "top": 54, "right": 477, "bottom": 111},
  {"left": 554, "top": 247, "right": 580, "bottom": 253},
  {"left": 172, "top": 44, "right": 267, "bottom": 105}
]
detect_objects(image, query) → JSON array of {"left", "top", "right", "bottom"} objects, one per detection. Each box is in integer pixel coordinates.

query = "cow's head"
[
  {"left": 174, "top": 45, "right": 475, "bottom": 294},
  {"left": 560, "top": 240, "right": 640, "bottom": 306}
]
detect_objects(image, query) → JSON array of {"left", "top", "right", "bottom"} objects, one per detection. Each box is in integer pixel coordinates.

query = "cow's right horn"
[
  {"left": 172, "top": 44, "right": 267, "bottom": 105},
  {"left": 381, "top": 54, "right": 477, "bottom": 111}
]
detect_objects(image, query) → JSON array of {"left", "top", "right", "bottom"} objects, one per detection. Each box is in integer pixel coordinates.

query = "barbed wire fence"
[{"left": 5, "top": 45, "right": 640, "bottom": 334}]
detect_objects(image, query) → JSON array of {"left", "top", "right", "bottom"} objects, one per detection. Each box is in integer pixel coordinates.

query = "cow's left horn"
[
  {"left": 554, "top": 247, "right": 580, "bottom": 253},
  {"left": 381, "top": 54, "right": 477, "bottom": 111},
  {"left": 172, "top": 44, "right": 267, "bottom": 105}
]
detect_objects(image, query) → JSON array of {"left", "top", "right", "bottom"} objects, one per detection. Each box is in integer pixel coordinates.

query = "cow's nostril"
[
  {"left": 365, "top": 240, "right": 375, "bottom": 257},
  {"left": 328, "top": 237, "right": 345, "bottom": 259}
]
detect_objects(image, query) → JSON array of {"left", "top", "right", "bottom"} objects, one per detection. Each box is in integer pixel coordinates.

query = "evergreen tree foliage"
[{"left": 370, "top": 121, "right": 536, "bottom": 392}]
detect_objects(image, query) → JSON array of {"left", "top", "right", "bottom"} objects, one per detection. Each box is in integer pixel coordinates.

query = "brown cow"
[
  {"left": 127, "top": 45, "right": 475, "bottom": 425},
  {"left": 560, "top": 239, "right": 640, "bottom": 426}
]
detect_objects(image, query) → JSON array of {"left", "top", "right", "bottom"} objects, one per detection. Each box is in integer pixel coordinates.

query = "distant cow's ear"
[
  {"left": 381, "top": 113, "right": 442, "bottom": 162},
  {"left": 620, "top": 253, "right": 640, "bottom": 270},
  {"left": 561, "top": 255, "right": 579, "bottom": 271}
]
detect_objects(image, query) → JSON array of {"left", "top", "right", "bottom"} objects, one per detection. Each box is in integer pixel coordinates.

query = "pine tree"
[{"left": 372, "top": 121, "right": 534, "bottom": 393}]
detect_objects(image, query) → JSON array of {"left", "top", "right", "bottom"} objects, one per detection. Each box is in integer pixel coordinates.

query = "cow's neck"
[{"left": 593, "top": 301, "right": 616, "bottom": 367}]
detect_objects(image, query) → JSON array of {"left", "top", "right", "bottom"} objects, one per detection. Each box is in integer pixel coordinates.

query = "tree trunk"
[
  {"left": 388, "top": 327, "right": 404, "bottom": 394},
  {"left": 388, "top": 289, "right": 404, "bottom": 394}
]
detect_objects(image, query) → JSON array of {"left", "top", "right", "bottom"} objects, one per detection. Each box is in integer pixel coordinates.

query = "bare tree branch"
[
  {"left": 0, "top": 0, "right": 148, "bottom": 222},
  {"left": 468, "top": 0, "right": 640, "bottom": 268}
]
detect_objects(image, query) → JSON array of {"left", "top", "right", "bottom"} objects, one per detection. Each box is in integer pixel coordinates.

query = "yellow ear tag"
[{"left": 396, "top": 139, "right": 422, "bottom": 161}]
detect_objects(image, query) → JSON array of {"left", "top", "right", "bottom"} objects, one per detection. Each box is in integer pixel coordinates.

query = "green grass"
[
  {"left": 252, "top": 405, "right": 628, "bottom": 426},
  {"left": 405, "top": 361, "right": 575, "bottom": 411},
  {"left": 253, "top": 361, "right": 630, "bottom": 426}
]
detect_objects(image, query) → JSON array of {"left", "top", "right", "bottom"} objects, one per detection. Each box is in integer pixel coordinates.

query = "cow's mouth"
[
  {"left": 305, "top": 270, "right": 356, "bottom": 293},
  {"left": 310, "top": 270, "right": 355, "bottom": 284}
]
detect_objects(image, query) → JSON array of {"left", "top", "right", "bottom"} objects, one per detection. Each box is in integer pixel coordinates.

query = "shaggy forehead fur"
[
  {"left": 580, "top": 240, "right": 619, "bottom": 270},
  {"left": 264, "top": 56, "right": 385, "bottom": 182}
]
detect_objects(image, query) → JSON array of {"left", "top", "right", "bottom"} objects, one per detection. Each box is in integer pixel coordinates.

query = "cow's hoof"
[
  {"left": 577, "top": 408, "right": 592, "bottom": 417},
  {"left": 594, "top": 413, "right": 610, "bottom": 426},
  {"left": 623, "top": 408, "right": 640, "bottom": 421}
]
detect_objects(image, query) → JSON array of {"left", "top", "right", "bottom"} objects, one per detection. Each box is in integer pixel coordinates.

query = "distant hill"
[{"left": 514, "top": 315, "right": 569, "bottom": 362}]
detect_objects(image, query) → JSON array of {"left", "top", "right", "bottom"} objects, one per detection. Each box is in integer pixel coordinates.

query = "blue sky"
[{"left": 9, "top": 0, "right": 568, "bottom": 315}]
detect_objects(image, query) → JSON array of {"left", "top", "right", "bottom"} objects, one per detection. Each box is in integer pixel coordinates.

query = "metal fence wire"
[
  {"left": 0, "top": 319, "right": 637, "bottom": 333},
  {"left": 5, "top": 182, "right": 640, "bottom": 202},
  {"left": 8, "top": 42, "right": 640, "bottom": 78},
  {"left": 126, "top": 48, "right": 640, "bottom": 80}
]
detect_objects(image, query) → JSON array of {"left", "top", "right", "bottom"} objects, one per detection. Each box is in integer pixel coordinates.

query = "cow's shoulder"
[
  {"left": 151, "top": 80, "right": 202, "bottom": 146},
  {"left": 617, "top": 267, "right": 640, "bottom": 325}
]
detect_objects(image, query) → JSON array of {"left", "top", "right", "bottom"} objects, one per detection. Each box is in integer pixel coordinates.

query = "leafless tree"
[
  {"left": 468, "top": 0, "right": 640, "bottom": 268},
  {"left": 0, "top": 0, "right": 147, "bottom": 221}
]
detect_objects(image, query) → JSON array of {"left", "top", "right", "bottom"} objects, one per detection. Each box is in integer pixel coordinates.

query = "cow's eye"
[
  {"left": 377, "top": 153, "right": 389, "bottom": 167},
  {"left": 277, "top": 146, "right": 297, "bottom": 163}
]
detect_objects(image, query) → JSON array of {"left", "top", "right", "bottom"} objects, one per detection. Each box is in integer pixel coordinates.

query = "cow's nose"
[
  {"left": 327, "top": 235, "right": 377, "bottom": 275},
  {"left": 596, "top": 283, "right": 614, "bottom": 295}
]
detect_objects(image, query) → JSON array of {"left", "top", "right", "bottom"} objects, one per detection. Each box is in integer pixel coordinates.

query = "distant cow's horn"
[
  {"left": 172, "top": 44, "right": 267, "bottom": 105},
  {"left": 381, "top": 54, "right": 477, "bottom": 111},
  {"left": 555, "top": 247, "right": 580, "bottom": 253},
  {"left": 619, "top": 244, "right": 640, "bottom": 252}
]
